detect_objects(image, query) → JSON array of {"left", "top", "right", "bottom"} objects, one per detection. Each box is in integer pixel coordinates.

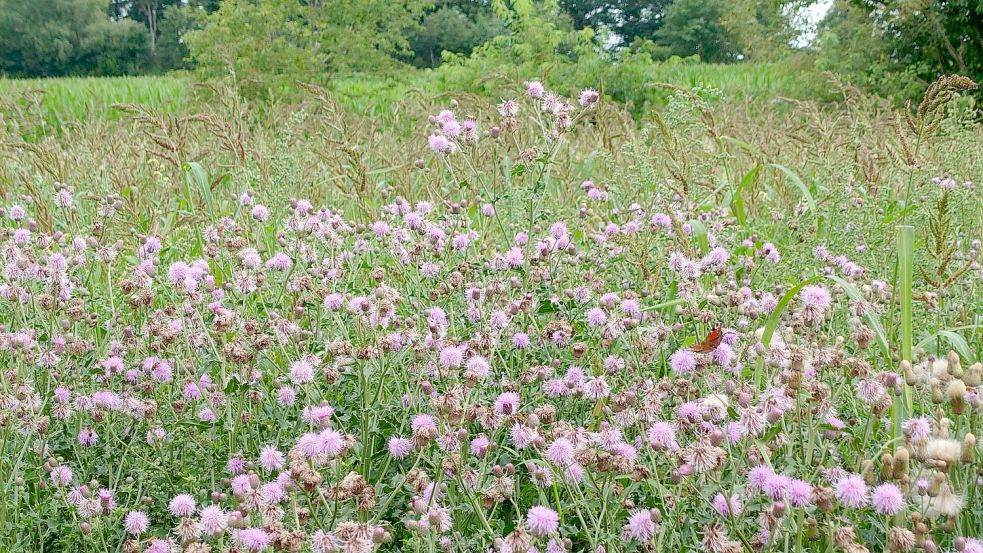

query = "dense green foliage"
[
  {"left": 817, "top": 0, "right": 983, "bottom": 100},
  {"left": 0, "top": 0, "right": 980, "bottom": 104},
  {"left": 655, "top": 0, "right": 741, "bottom": 62},
  {"left": 0, "top": 0, "right": 150, "bottom": 77}
]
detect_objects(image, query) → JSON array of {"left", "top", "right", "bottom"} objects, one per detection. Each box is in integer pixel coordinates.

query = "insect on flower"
[{"left": 690, "top": 326, "right": 723, "bottom": 353}]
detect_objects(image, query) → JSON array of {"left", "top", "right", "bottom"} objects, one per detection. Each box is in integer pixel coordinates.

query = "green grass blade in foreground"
[
  {"left": 915, "top": 329, "right": 978, "bottom": 364},
  {"left": 898, "top": 225, "right": 915, "bottom": 363},
  {"left": 731, "top": 164, "right": 760, "bottom": 227},
  {"left": 768, "top": 163, "right": 817, "bottom": 213}
]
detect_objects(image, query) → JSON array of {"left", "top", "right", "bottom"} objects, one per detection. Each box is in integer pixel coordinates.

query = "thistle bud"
[
  {"left": 962, "top": 434, "right": 975, "bottom": 464},
  {"left": 901, "top": 359, "right": 915, "bottom": 383},
  {"left": 806, "top": 517, "right": 820, "bottom": 540},
  {"left": 931, "top": 380, "right": 944, "bottom": 404},
  {"left": 963, "top": 362, "right": 982, "bottom": 386},
  {"left": 893, "top": 447, "right": 910, "bottom": 480},
  {"left": 948, "top": 380, "right": 966, "bottom": 415},
  {"left": 861, "top": 460, "right": 875, "bottom": 484},
  {"left": 880, "top": 453, "right": 894, "bottom": 480},
  {"left": 947, "top": 351, "right": 962, "bottom": 378}
]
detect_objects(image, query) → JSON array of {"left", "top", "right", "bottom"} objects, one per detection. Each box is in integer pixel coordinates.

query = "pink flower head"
[
  {"left": 834, "top": 474, "right": 869, "bottom": 508},
  {"left": 494, "top": 392, "right": 520, "bottom": 415},
  {"left": 259, "top": 446, "right": 285, "bottom": 472},
  {"left": 428, "top": 134, "right": 454, "bottom": 154},
  {"left": 412, "top": 414, "right": 438, "bottom": 436},
  {"left": 168, "top": 494, "right": 196, "bottom": 517},
  {"left": 646, "top": 422, "right": 679, "bottom": 451},
  {"left": 526, "top": 505, "right": 560, "bottom": 536},
  {"left": 265, "top": 252, "right": 292, "bottom": 271},
  {"left": 251, "top": 204, "right": 269, "bottom": 222},
  {"left": 586, "top": 307, "right": 607, "bottom": 327},
  {"left": 799, "top": 284, "right": 832, "bottom": 310},
  {"left": 712, "top": 493, "right": 742, "bottom": 517},
  {"left": 872, "top": 483, "right": 904, "bottom": 515},
  {"left": 526, "top": 81, "right": 545, "bottom": 98},
  {"left": 124, "top": 510, "right": 150, "bottom": 535},
  {"left": 439, "top": 345, "right": 465, "bottom": 368},
  {"left": 388, "top": 436, "right": 412, "bottom": 459},
  {"left": 288, "top": 358, "right": 315, "bottom": 385},
  {"left": 235, "top": 527, "right": 271, "bottom": 551},
  {"left": 625, "top": 509, "right": 657, "bottom": 541},
  {"left": 670, "top": 349, "right": 697, "bottom": 374},
  {"left": 787, "top": 479, "right": 813, "bottom": 507},
  {"left": 748, "top": 465, "right": 774, "bottom": 491},
  {"left": 199, "top": 506, "right": 228, "bottom": 535},
  {"left": 50, "top": 465, "right": 73, "bottom": 487},
  {"left": 545, "top": 438, "right": 576, "bottom": 466},
  {"left": 578, "top": 88, "right": 600, "bottom": 107}
]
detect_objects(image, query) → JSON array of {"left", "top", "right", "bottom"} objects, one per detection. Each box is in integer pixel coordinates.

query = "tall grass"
[{"left": 0, "top": 75, "right": 189, "bottom": 129}]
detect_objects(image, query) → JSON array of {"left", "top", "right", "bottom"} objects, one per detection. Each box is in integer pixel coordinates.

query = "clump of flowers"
[{"left": 1, "top": 77, "right": 980, "bottom": 553}]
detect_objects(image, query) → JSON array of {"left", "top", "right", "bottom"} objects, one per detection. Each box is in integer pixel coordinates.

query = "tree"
[
  {"left": 406, "top": 1, "right": 507, "bottom": 67},
  {"left": 558, "top": 0, "right": 671, "bottom": 46},
  {"left": 108, "top": 0, "right": 218, "bottom": 71},
  {"left": 817, "top": 0, "right": 982, "bottom": 98},
  {"left": 154, "top": 5, "right": 210, "bottom": 71},
  {"left": 184, "top": 0, "right": 433, "bottom": 97},
  {"left": 0, "top": 0, "right": 149, "bottom": 77},
  {"left": 655, "top": 0, "right": 742, "bottom": 62}
]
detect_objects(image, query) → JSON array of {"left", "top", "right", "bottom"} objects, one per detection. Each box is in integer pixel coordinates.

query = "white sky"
[{"left": 795, "top": 0, "right": 834, "bottom": 46}]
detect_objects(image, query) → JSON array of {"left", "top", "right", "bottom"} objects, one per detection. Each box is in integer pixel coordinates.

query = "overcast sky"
[{"left": 796, "top": 0, "right": 834, "bottom": 46}]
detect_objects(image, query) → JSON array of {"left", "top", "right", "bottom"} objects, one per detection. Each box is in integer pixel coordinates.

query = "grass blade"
[{"left": 768, "top": 163, "right": 816, "bottom": 213}]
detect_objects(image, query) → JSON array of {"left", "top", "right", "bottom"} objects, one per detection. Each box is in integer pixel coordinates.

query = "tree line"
[{"left": 0, "top": 0, "right": 979, "bottom": 98}]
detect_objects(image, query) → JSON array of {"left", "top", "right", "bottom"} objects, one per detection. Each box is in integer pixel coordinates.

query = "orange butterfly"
[{"left": 690, "top": 326, "right": 723, "bottom": 353}]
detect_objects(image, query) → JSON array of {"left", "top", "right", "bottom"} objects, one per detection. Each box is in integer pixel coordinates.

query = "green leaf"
[
  {"left": 183, "top": 161, "right": 213, "bottom": 216},
  {"left": 688, "top": 219, "right": 709, "bottom": 254},
  {"left": 768, "top": 163, "right": 816, "bottom": 213},
  {"left": 915, "top": 330, "right": 977, "bottom": 364},
  {"left": 731, "top": 164, "right": 760, "bottom": 227}
]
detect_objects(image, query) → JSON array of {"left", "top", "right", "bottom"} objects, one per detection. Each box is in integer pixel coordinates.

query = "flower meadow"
[{"left": 1, "top": 76, "right": 982, "bottom": 553}]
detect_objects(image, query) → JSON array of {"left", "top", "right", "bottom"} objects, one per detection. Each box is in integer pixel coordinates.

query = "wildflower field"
[{"left": 1, "top": 73, "right": 982, "bottom": 553}]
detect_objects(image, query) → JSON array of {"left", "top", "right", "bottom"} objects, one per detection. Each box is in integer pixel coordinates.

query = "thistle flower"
[
  {"left": 871, "top": 483, "right": 904, "bottom": 515},
  {"left": 545, "top": 438, "right": 576, "bottom": 466},
  {"left": 526, "top": 81, "right": 545, "bottom": 98},
  {"left": 578, "top": 88, "right": 600, "bottom": 107},
  {"left": 624, "top": 509, "right": 657, "bottom": 541},
  {"left": 124, "top": 510, "right": 149, "bottom": 535},
  {"left": 670, "top": 348, "right": 697, "bottom": 374},
  {"left": 526, "top": 506, "right": 560, "bottom": 536},
  {"left": 235, "top": 527, "right": 271, "bottom": 551},
  {"left": 168, "top": 494, "right": 196, "bottom": 517},
  {"left": 712, "top": 493, "right": 743, "bottom": 517},
  {"left": 258, "top": 445, "right": 285, "bottom": 472},
  {"left": 834, "top": 474, "right": 868, "bottom": 508},
  {"left": 388, "top": 436, "right": 412, "bottom": 459},
  {"left": 199, "top": 506, "right": 227, "bottom": 536}
]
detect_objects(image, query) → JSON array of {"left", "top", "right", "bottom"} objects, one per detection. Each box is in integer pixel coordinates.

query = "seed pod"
[
  {"left": 901, "top": 360, "right": 916, "bottom": 384},
  {"left": 948, "top": 380, "right": 966, "bottom": 415},
  {"left": 963, "top": 362, "right": 982, "bottom": 386},
  {"left": 806, "top": 517, "right": 820, "bottom": 540},
  {"left": 893, "top": 447, "right": 910, "bottom": 480},
  {"left": 947, "top": 351, "right": 962, "bottom": 378},
  {"left": 962, "top": 434, "right": 976, "bottom": 464},
  {"left": 931, "top": 380, "right": 944, "bottom": 403},
  {"left": 861, "top": 460, "right": 875, "bottom": 484},
  {"left": 881, "top": 453, "right": 895, "bottom": 480}
]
